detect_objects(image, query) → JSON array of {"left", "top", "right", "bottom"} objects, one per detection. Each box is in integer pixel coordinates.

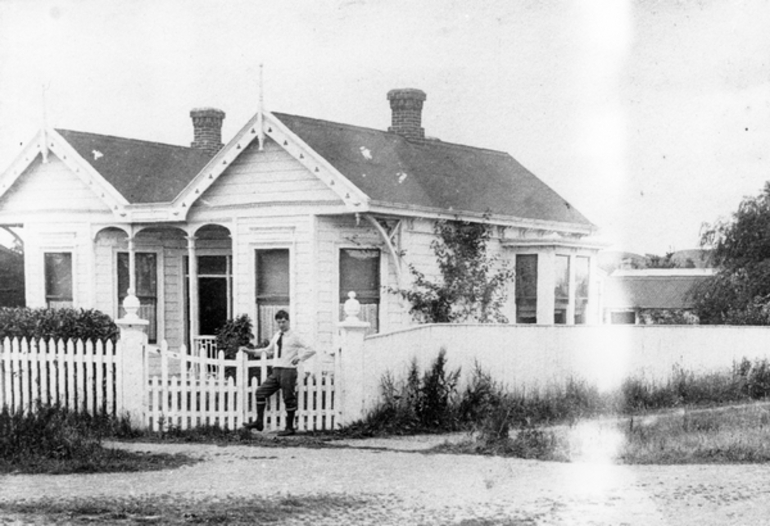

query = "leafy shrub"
[
  {"left": 0, "top": 307, "right": 118, "bottom": 343},
  {"left": 215, "top": 314, "right": 254, "bottom": 359}
]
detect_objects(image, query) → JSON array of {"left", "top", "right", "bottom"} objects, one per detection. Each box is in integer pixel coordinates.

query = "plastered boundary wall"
[{"left": 358, "top": 325, "right": 770, "bottom": 408}]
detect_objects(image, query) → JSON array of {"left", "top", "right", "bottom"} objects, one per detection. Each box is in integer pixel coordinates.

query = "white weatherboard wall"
[{"left": 357, "top": 325, "right": 770, "bottom": 411}]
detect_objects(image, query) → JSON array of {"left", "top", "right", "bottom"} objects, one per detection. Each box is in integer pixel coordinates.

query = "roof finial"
[
  {"left": 257, "top": 63, "right": 265, "bottom": 151},
  {"left": 41, "top": 83, "right": 50, "bottom": 164}
]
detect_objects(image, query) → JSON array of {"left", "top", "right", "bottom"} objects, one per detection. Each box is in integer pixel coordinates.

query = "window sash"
[
  {"left": 515, "top": 255, "right": 537, "bottom": 323},
  {"left": 256, "top": 249, "right": 290, "bottom": 301},
  {"left": 611, "top": 311, "right": 636, "bottom": 325},
  {"left": 45, "top": 252, "right": 73, "bottom": 306},
  {"left": 554, "top": 255, "right": 570, "bottom": 301},
  {"left": 339, "top": 249, "right": 380, "bottom": 333},
  {"left": 575, "top": 256, "right": 590, "bottom": 299},
  {"left": 118, "top": 252, "right": 158, "bottom": 343},
  {"left": 339, "top": 249, "right": 380, "bottom": 301}
]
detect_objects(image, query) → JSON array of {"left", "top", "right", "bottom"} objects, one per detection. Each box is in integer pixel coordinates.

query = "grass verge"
[
  {"left": 0, "top": 404, "right": 196, "bottom": 474},
  {"left": 433, "top": 402, "right": 770, "bottom": 464},
  {"left": 0, "top": 494, "right": 377, "bottom": 526}
]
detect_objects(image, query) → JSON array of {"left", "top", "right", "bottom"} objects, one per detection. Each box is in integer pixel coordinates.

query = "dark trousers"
[{"left": 255, "top": 367, "right": 298, "bottom": 412}]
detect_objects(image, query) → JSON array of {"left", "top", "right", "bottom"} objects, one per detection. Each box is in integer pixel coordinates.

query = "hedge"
[{"left": 0, "top": 307, "right": 119, "bottom": 343}]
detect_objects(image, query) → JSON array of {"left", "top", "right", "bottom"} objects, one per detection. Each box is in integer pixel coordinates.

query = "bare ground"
[{"left": 1, "top": 433, "right": 770, "bottom": 525}]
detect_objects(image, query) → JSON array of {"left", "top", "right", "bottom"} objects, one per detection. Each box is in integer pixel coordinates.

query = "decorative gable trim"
[
  {"left": 174, "top": 110, "right": 370, "bottom": 219},
  {"left": 0, "top": 131, "right": 44, "bottom": 199},
  {"left": 0, "top": 129, "right": 130, "bottom": 218}
]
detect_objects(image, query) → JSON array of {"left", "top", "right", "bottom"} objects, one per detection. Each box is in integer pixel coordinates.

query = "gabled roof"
[
  {"left": 603, "top": 271, "right": 714, "bottom": 309},
  {"left": 4, "top": 109, "right": 593, "bottom": 229},
  {"left": 273, "top": 113, "right": 592, "bottom": 227},
  {"left": 56, "top": 129, "right": 212, "bottom": 204}
]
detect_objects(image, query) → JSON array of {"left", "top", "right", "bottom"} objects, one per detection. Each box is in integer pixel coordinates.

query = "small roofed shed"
[{"left": 602, "top": 269, "right": 715, "bottom": 324}]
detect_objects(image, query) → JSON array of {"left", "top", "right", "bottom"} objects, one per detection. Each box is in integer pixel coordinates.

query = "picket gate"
[
  {"left": 0, "top": 337, "right": 118, "bottom": 415},
  {"left": 145, "top": 341, "right": 337, "bottom": 432}
]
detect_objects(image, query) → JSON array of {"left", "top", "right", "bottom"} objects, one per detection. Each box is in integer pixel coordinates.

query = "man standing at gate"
[{"left": 242, "top": 310, "right": 315, "bottom": 436}]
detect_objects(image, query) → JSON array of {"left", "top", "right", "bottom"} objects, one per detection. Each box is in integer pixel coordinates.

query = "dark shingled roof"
[
  {"left": 603, "top": 275, "right": 710, "bottom": 310},
  {"left": 273, "top": 113, "right": 592, "bottom": 226},
  {"left": 56, "top": 129, "right": 212, "bottom": 204},
  {"left": 53, "top": 114, "right": 594, "bottom": 226}
]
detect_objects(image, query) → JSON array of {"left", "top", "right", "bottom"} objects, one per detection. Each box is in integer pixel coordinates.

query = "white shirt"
[{"left": 263, "top": 329, "right": 315, "bottom": 368}]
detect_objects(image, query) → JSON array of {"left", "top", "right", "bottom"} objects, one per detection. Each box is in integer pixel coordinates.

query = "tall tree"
[
  {"left": 692, "top": 182, "right": 770, "bottom": 324},
  {"left": 391, "top": 216, "right": 515, "bottom": 323}
]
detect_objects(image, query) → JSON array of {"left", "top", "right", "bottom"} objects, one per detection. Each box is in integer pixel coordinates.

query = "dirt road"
[{"left": 2, "top": 435, "right": 769, "bottom": 525}]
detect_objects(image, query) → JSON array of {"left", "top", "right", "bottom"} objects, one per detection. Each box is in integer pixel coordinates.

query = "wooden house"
[{"left": 0, "top": 88, "right": 602, "bottom": 357}]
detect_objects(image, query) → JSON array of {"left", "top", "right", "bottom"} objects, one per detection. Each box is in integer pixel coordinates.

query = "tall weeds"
[
  {"left": 343, "top": 349, "right": 461, "bottom": 436},
  {"left": 346, "top": 353, "right": 770, "bottom": 451}
]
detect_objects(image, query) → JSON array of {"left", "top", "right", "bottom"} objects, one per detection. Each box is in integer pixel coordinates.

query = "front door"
[
  {"left": 185, "top": 255, "right": 232, "bottom": 339},
  {"left": 199, "top": 276, "right": 228, "bottom": 336}
]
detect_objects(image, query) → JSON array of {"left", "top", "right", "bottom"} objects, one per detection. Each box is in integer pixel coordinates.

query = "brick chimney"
[
  {"left": 387, "top": 88, "right": 426, "bottom": 140},
  {"left": 190, "top": 108, "right": 225, "bottom": 155}
]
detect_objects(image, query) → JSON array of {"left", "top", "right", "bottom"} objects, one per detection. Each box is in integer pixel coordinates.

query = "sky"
[{"left": 0, "top": 0, "right": 768, "bottom": 256}]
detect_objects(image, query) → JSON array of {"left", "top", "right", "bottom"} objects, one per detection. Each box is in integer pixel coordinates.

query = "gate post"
[
  {"left": 336, "top": 292, "right": 370, "bottom": 427},
  {"left": 237, "top": 348, "right": 249, "bottom": 427},
  {"left": 116, "top": 292, "right": 149, "bottom": 429}
]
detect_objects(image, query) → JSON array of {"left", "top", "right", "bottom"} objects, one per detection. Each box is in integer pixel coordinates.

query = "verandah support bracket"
[{"left": 363, "top": 214, "right": 403, "bottom": 289}]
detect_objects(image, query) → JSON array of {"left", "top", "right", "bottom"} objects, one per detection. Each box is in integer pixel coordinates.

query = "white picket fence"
[
  {"left": 145, "top": 341, "right": 337, "bottom": 432},
  {"left": 0, "top": 337, "right": 119, "bottom": 415},
  {"left": 0, "top": 336, "right": 337, "bottom": 433}
]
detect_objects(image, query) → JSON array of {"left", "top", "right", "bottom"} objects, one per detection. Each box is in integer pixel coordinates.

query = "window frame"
[
  {"left": 609, "top": 309, "right": 637, "bottom": 325},
  {"left": 554, "top": 254, "right": 570, "bottom": 325},
  {"left": 514, "top": 253, "right": 538, "bottom": 324},
  {"left": 183, "top": 251, "right": 234, "bottom": 340},
  {"left": 43, "top": 250, "right": 74, "bottom": 309},
  {"left": 253, "top": 247, "right": 292, "bottom": 344},
  {"left": 336, "top": 245, "right": 383, "bottom": 334},
  {"left": 574, "top": 255, "right": 591, "bottom": 325},
  {"left": 117, "top": 250, "right": 161, "bottom": 344}
]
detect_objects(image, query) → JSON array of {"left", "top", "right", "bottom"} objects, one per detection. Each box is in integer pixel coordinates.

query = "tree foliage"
[
  {"left": 692, "top": 182, "right": 770, "bottom": 324},
  {"left": 391, "top": 217, "right": 515, "bottom": 323}
]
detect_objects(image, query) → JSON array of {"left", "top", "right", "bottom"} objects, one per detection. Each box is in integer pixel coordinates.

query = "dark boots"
[
  {"left": 277, "top": 410, "right": 296, "bottom": 436},
  {"left": 244, "top": 401, "right": 266, "bottom": 431},
  {"left": 245, "top": 404, "right": 295, "bottom": 436}
]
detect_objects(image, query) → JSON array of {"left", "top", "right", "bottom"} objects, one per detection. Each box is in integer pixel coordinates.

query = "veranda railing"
[{"left": 192, "top": 335, "right": 218, "bottom": 359}]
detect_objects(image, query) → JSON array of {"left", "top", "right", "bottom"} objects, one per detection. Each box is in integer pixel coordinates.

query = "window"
[
  {"left": 45, "top": 252, "right": 72, "bottom": 308},
  {"left": 118, "top": 252, "right": 158, "bottom": 343},
  {"left": 515, "top": 254, "right": 537, "bottom": 323},
  {"left": 611, "top": 311, "right": 636, "bottom": 325},
  {"left": 554, "top": 255, "right": 570, "bottom": 324},
  {"left": 574, "top": 256, "right": 590, "bottom": 324},
  {"left": 184, "top": 255, "right": 233, "bottom": 339},
  {"left": 255, "top": 249, "right": 289, "bottom": 344},
  {"left": 339, "top": 249, "right": 380, "bottom": 333}
]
